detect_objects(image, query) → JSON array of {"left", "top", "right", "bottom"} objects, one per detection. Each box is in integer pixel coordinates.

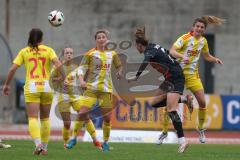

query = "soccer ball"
[{"left": 48, "top": 10, "right": 64, "bottom": 27}]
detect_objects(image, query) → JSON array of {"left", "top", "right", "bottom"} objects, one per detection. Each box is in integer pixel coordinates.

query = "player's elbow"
[{"left": 9, "top": 64, "right": 18, "bottom": 74}]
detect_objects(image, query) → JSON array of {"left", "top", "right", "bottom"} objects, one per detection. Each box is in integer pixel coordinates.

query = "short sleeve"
[
  {"left": 49, "top": 48, "right": 57, "bottom": 60},
  {"left": 202, "top": 38, "right": 209, "bottom": 53},
  {"left": 77, "top": 54, "right": 90, "bottom": 76},
  {"left": 173, "top": 36, "right": 184, "bottom": 50},
  {"left": 112, "top": 51, "right": 122, "bottom": 68},
  {"left": 13, "top": 50, "right": 24, "bottom": 66}
]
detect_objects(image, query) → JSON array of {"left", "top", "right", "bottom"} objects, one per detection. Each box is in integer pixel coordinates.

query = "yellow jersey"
[
  {"left": 53, "top": 63, "right": 81, "bottom": 102},
  {"left": 13, "top": 45, "right": 57, "bottom": 94},
  {"left": 77, "top": 48, "right": 121, "bottom": 93},
  {"left": 173, "top": 32, "right": 209, "bottom": 75}
]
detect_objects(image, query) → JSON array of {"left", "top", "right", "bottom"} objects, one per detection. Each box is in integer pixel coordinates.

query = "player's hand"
[
  {"left": 215, "top": 58, "right": 223, "bottom": 65},
  {"left": 2, "top": 85, "right": 10, "bottom": 96},
  {"left": 183, "top": 55, "right": 190, "bottom": 64},
  {"left": 128, "top": 76, "right": 138, "bottom": 83}
]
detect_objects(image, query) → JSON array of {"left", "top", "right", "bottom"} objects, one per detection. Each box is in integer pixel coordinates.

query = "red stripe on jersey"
[{"left": 182, "top": 32, "right": 192, "bottom": 40}]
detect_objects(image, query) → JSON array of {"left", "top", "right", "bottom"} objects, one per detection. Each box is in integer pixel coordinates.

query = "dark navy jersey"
[{"left": 136, "top": 43, "right": 183, "bottom": 80}]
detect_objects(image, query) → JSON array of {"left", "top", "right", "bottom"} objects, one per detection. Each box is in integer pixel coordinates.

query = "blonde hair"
[
  {"left": 134, "top": 26, "right": 148, "bottom": 46},
  {"left": 193, "top": 15, "right": 226, "bottom": 27}
]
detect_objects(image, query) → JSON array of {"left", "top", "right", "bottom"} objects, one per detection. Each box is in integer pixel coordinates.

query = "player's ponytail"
[
  {"left": 193, "top": 16, "right": 225, "bottom": 28},
  {"left": 28, "top": 28, "right": 43, "bottom": 51},
  {"left": 135, "top": 26, "right": 148, "bottom": 46}
]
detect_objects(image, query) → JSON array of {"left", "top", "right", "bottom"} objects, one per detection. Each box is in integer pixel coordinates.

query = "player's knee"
[
  {"left": 103, "top": 116, "right": 111, "bottom": 123},
  {"left": 198, "top": 100, "right": 206, "bottom": 108}
]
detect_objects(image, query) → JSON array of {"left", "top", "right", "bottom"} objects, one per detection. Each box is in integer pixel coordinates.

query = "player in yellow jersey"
[
  {"left": 75, "top": 29, "right": 122, "bottom": 151},
  {"left": 157, "top": 16, "right": 224, "bottom": 144},
  {"left": 52, "top": 47, "right": 101, "bottom": 149},
  {"left": 2, "top": 28, "right": 63, "bottom": 155}
]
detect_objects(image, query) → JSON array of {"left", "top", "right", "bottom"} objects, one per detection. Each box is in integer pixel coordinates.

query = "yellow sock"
[
  {"left": 162, "top": 110, "right": 170, "bottom": 133},
  {"left": 73, "top": 121, "right": 84, "bottom": 138},
  {"left": 40, "top": 118, "right": 50, "bottom": 144},
  {"left": 28, "top": 118, "right": 40, "bottom": 140},
  {"left": 62, "top": 127, "right": 70, "bottom": 144},
  {"left": 103, "top": 121, "right": 111, "bottom": 142},
  {"left": 198, "top": 108, "right": 207, "bottom": 129},
  {"left": 85, "top": 120, "right": 97, "bottom": 140}
]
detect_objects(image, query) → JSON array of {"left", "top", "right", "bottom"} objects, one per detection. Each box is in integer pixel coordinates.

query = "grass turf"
[{"left": 0, "top": 141, "right": 240, "bottom": 160}]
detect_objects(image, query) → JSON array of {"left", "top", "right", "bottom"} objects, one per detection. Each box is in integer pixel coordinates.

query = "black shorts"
[{"left": 159, "top": 72, "right": 185, "bottom": 94}]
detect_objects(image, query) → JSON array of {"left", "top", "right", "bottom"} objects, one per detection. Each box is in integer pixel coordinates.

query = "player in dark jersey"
[{"left": 128, "top": 27, "right": 190, "bottom": 153}]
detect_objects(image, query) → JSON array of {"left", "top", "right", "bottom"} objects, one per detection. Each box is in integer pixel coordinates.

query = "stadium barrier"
[{"left": 50, "top": 94, "right": 240, "bottom": 130}]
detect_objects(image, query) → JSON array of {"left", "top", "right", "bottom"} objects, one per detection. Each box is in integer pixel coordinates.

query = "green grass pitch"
[{"left": 0, "top": 141, "right": 239, "bottom": 160}]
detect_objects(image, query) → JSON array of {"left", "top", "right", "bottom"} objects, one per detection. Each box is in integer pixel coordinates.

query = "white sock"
[
  {"left": 34, "top": 139, "right": 41, "bottom": 147},
  {"left": 178, "top": 137, "right": 186, "bottom": 144},
  {"left": 42, "top": 143, "right": 48, "bottom": 150}
]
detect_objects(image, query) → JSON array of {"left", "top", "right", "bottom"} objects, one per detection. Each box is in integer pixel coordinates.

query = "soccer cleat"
[
  {"left": 186, "top": 95, "right": 193, "bottom": 115},
  {"left": 102, "top": 142, "right": 110, "bottom": 152},
  {"left": 178, "top": 142, "right": 189, "bottom": 153},
  {"left": 33, "top": 144, "right": 43, "bottom": 155},
  {"left": 41, "top": 149, "right": 48, "bottom": 155},
  {"left": 64, "top": 143, "right": 67, "bottom": 149},
  {"left": 93, "top": 140, "right": 102, "bottom": 150},
  {"left": 0, "top": 143, "right": 11, "bottom": 149},
  {"left": 156, "top": 132, "right": 168, "bottom": 145},
  {"left": 198, "top": 129, "right": 206, "bottom": 143},
  {"left": 66, "top": 138, "right": 77, "bottom": 149}
]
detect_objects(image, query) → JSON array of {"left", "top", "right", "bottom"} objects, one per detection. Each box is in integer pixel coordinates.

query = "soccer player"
[
  {"left": 76, "top": 29, "right": 122, "bottom": 151},
  {"left": 128, "top": 27, "right": 189, "bottom": 153},
  {"left": 158, "top": 16, "right": 224, "bottom": 144},
  {"left": 52, "top": 47, "right": 101, "bottom": 149},
  {"left": 2, "top": 28, "right": 63, "bottom": 155}
]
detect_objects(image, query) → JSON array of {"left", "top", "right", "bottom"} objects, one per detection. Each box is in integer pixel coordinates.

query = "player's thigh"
[
  {"left": 60, "top": 112, "right": 71, "bottom": 129},
  {"left": 40, "top": 104, "right": 51, "bottom": 119},
  {"left": 185, "top": 74, "right": 204, "bottom": 93},
  {"left": 25, "top": 93, "right": 41, "bottom": 118},
  {"left": 58, "top": 101, "right": 71, "bottom": 113},
  {"left": 99, "top": 92, "right": 112, "bottom": 108},
  {"left": 40, "top": 92, "right": 53, "bottom": 105},
  {"left": 25, "top": 92, "right": 41, "bottom": 104},
  {"left": 71, "top": 97, "right": 83, "bottom": 112},
  {"left": 39, "top": 93, "right": 53, "bottom": 119},
  {"left": 193, "top": 89, "right": 206, "bottom": 108},
  {"left": 26, "top": 103, "right": 40, "bottom": 118},
  {"left": 82, "top": 90, "right": 98, "bottom": 108},
  {"left": 100, "top": 107, "right": 112, "bottom": 122}
]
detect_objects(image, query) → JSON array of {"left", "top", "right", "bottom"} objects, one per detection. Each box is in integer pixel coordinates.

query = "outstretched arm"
[
  {"left": 202, "top": 52, "right": 223, "bottom": 64},
  {"left": 128, "top": 61, "right": 149, "bottom": 82}
]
